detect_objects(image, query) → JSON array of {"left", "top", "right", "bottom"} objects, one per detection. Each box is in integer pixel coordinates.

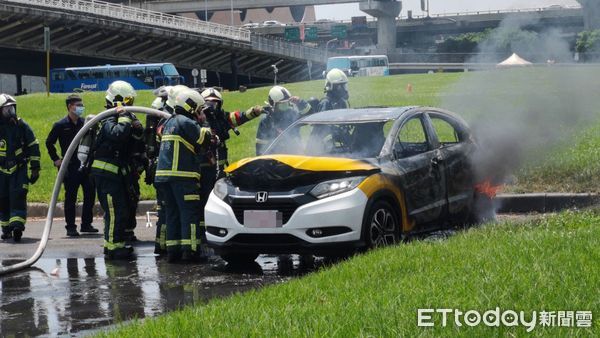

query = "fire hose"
[{"left": 0, "top": 107, "right": 170, "bottom": 276}]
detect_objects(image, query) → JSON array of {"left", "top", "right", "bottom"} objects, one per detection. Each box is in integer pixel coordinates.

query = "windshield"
[
  {"left": 162, "top": 64, "right": 179, "bottom": 76},
  {"left": 327, "top": 58, "right": 351, "bottom": 71},
  {"left": 267, "top": 121, "right": 394, "bottom": 159}
]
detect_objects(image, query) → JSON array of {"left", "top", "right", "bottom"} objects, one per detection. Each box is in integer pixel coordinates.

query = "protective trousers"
[
  {"left": 154, "top": 185, "right": 167, "bottom": 254},
  {"left": 125, "top": 177, "right": 140, "bottom": 239},
  {"left": 0, "top": 166, "right": 28, "bottom": 234},
  {"left": 95, "top": 175, "right": 130, "bottom": 251},
  {"left": 155, "top": 180, "right": 202, "bottom": 255}
]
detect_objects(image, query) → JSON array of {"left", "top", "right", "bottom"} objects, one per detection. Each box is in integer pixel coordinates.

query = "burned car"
[{"left": 205, "top": 107, "right": 482, "bottom": 263}]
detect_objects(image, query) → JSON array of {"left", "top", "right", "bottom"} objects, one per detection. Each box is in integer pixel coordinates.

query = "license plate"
[{"left": 243, "top": 210, "right": 282, "bottom": 228}]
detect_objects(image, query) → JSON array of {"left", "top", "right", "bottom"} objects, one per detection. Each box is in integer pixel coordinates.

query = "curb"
[
  {"left": 495, "top": 193, "right": 600, "bottom": 213},
  {"left": 27, "top": 201, "right": 157, "bottom": 218},
  {"left": 26, "top": 193, "right": 600, "bottom": 219}
]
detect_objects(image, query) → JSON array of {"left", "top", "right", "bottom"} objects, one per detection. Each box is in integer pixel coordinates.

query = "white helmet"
[
  {"left": 166, "top": 85, "right": 190, "bottom": 110},
  {"left": 0, "top": 93, "right": 17, "bottom": 121},
  {"left": 151, "top": 97, "right": 164, "bottom": 110},
  {"left": 267, "top": 86, "right": 292, "bottom": 106},
  {"left": 154, "top": 85, "right": 173, "bottom": 99},
  {"left": 174, "top": 88, "right": 205, "bottom": 115},
  {"left": 325, "top": 68, "right": 349, "bottom": 92},
  {"left": 0, "top": 93, "right": 16, "bottom": 108},
  {"left": 106, "top": 80, "right": 136, "bottom": 106},
  {"left": 200, "top": 88, "right": 223, "bottom": 103}
]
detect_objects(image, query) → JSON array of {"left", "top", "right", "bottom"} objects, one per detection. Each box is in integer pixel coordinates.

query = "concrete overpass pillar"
[
  {"left": 360, "top": 0, "right": 401, "bottom": 51},
  {"left": 16, "top": 74, "right": 22, "bottom": 95},
  {"left": 577, "top": 0, "right": 600, "bottom": 30}
]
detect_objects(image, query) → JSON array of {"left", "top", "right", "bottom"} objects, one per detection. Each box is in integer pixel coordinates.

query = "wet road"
[
  {"left": 0, "top": 218, "right": 324, "bottom": 337},
  {"left": 0, "top": 214, "right": 533, "bottom": 336}
]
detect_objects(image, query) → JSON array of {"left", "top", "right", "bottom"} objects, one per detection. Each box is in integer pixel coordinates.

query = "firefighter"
[
  {"left": 151, "top": 85, "right": 188, "bottom": 256},
  {"left": 0, "top": 94, "right": 40, "bottom": 242},
  {"left": 91, "top": 81, "right": 143, "bottom": 259},
  {"left": 198, "top": 87, "right": 263, "bottom": 242},
  {"left": 318, "top": 68, "right": 350, "bottom": 112},
  {"left": 154, "top": 88, "right": 213, "bottom": 263},
  {"left": 255, "top": 86, "right": 311, "bottom": 155}
]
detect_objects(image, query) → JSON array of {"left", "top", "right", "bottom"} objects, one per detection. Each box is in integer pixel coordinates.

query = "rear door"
[
  {"left": 425, "top": 111, "right": 475, "bottom": 222},
  {"left": 392, "top": 112, "right": 447, "bottom": 229}
]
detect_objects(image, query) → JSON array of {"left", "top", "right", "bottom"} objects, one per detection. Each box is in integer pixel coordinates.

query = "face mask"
[
  {"left": 1, "top": 105, "right": 16, "bottom": 121},
  {"left": 74, "top": 106, "right": 85, "bottom": 116},
  {"left": 275, "top": 101, "right": 291, "bottom": 112}
]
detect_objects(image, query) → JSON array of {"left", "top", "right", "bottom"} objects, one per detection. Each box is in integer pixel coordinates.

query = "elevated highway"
[{"left": 0, "top": 0, "right": 331, "bottom": 86}]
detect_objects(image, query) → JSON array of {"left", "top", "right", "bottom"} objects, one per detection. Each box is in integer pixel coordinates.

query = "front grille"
[
  {"left": 228, "top": 234, "right": 303, "bottom": 245},
  {"left": 229, "top": 199, "right": 299, "bottom": 225}
]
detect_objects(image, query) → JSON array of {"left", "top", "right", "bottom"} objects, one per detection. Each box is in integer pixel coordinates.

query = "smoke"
[{"left": 442, "top": 14, "right": 600, "bottom": 185}]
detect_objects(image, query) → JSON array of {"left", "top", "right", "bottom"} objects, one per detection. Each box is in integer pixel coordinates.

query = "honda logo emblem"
[{"left": 255, "top": 191, "right": 268, "bottom": 203}]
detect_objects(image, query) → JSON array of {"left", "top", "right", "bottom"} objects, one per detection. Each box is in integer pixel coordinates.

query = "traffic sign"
[{"left": 191, "top": 68, "right": 199, "bottom": 77}]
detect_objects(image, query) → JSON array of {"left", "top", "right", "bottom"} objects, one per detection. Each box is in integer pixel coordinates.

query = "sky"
[{"left": 315, "top": 0, "right": 580, "bottom": 20}]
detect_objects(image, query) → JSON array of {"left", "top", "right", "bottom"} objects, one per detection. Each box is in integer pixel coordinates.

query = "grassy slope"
[
  {"left": 102, "top": 209, "right": 600, "bottom": 337},
  {"left": 15, "top": 71, "right": 600, "bottom": 202}
]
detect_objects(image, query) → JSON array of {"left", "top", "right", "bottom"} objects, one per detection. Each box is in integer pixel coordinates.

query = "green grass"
[
  {"left": 101, "top": 209, "right": 600, "bottom": 337},
  {"left": 14, "top": 70, "right": 600, "bottom": 201}
]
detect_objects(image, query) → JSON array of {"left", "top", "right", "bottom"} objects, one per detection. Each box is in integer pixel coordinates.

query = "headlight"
[
  {"left": 310, "top": 176, "right": 366, "bottom": 199},
  {"left": 213, "top": 178, "right": 229, "bottom": 200}
]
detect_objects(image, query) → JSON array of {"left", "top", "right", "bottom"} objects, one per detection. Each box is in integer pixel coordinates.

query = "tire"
[
  {"left": 362, "top": 200, "right": 400, "bottom": 249},
  {"left": 220, "top": 253, "right": 259, "bottom": 264}
]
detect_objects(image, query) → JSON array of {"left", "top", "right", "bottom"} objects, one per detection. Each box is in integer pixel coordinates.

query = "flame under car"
[{"left": 205, "top": 107, "right": 480, "bottom": 263}]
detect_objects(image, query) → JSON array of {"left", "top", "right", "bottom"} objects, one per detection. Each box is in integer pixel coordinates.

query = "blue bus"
[
  {"left": 326, "top": 55, "right": 390, "bottom": 77},
  {"left": 50, "top": 63, "right": 184, "bottom": 93}
]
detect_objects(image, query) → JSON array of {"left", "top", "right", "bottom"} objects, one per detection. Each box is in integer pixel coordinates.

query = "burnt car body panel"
[{"left": 205, "top": 106, "right": 477, "bottom": 255}]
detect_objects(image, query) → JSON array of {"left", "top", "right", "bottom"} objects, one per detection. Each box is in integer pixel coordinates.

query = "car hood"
[{"left": 225, "top": 155, "right": 380, "bottom": 190}]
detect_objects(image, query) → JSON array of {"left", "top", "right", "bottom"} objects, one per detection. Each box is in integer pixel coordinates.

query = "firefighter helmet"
[
  {"left": 174, "top": 89, "right": 205, "bottom": 116},
  {"left": 201, "top": 88, "right": 223, "bottom": 102},
  {"left": 324, "top": 68, "right": 349, "bottom": 92},
  {"left": 267, "top": 86, "right": 292, "bottom": 106},
  {"left": 151, "top": 97, "right": 164, "bottom": 110},
  {"left": 105, "top": 80, "right": 136, "bottom": 107},
  {"left": 166, "top": 85, "right": 190, "bottom": 110},
  {"left": 0, "top": 93, "right": 17, "bottom": 121},
  {"left": 154, "top": 85, "right": 173, "bottom": 99}
]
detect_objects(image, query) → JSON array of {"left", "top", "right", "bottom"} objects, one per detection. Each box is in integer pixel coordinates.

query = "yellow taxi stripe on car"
[
  {"left": 226, "top": 155, "right": 377, "bottom": 173},
  {"left": 357, "top": 173, "right": 415, "bottom": 232}
]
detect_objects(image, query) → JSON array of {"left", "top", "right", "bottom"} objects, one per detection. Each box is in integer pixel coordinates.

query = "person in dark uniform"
[
  {"left": 46, "top": 94, "right": 98, "bottom": 237},
  {"left": 0, "top": 94, "right": 40, "bottom": 242},
  {"left": 317, "top": 68, "right": 350, "bottom": 112},
  {"left": 154, "top": 88, "right": 212, "bottom": 263},
  {"left": 255, "top": 86, "right": 311, "bottom": 155},
  {"left": 91, "top": 81, "right": 143, "bottom": 260},
  {"left": 198, "top": 87, "right": 263, "bottom": 246}
]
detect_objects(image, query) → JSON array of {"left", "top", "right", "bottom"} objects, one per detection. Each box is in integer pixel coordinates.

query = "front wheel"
[{"left": 363, "top": 200, "right": 400, "bottom": 249}]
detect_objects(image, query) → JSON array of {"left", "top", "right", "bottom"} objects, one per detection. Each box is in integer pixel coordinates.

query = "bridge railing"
[
  {"left": 7, "top": 0, "right": 251, "bottom": 41},
  {"left": 252, "top": 35, "right": 328, "bottom": 63}
]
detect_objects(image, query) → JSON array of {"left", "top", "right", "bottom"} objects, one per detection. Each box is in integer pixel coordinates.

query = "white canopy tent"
[{"left": 497, "top": 53, "right": 533, "bottom": 67}]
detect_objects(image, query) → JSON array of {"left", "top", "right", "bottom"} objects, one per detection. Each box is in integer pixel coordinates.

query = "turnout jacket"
[
  {"left": 255, "top": 100, "right": 311, "bottom": 155},
  {"left": 201, "top": 107, "right": 260, "bottom": 167},
  {"left": 155, "top": 113, "right": 211, "bottom": 182},
  {"left": 317, "top": 95, "right": 350, "bottom": 112},
  {"left": 91, "top": 113, "right": 142, "bottom": 178},
  {"left": 0, "top": 118, "right": 40, "bottom": 175}
]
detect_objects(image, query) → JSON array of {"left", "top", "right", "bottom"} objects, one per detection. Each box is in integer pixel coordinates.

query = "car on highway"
[
  {"left": 262, "top": 20, "right": 286, "bottom": 27},
  {"left": 242, "top": 22, "right": 260, "bottom": 29},
  {"left": 205, "top": 107, "right": 484, "bottom": 263}
]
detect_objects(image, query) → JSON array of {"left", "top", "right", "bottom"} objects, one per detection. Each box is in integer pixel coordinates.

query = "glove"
[
  {"left": 247, "top": 105, "right": 264, "bottom": 119},
  {"left": 29, "top": 168, "right": 40, "bottom": 184},
  {"left": 132, "top": 118, "right": 143, "bottom": 130}
]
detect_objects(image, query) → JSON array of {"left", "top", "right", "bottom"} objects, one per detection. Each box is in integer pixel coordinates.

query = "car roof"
[{"left": 300, "top": 106, "right": 418, "bottom": 123}]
